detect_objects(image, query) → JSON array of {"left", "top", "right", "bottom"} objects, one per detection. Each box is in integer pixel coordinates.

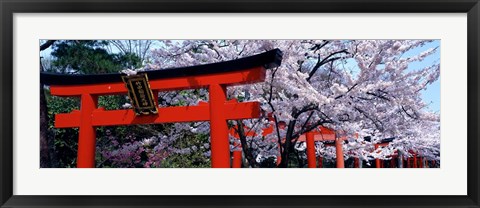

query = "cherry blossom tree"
[{"left": 126, "top": 39, "right": 440, "bottom": 168}]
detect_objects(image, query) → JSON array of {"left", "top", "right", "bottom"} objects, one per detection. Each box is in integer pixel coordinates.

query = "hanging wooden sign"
[{"left": 122, "top": 73, "right": 158, "bottom": 115}]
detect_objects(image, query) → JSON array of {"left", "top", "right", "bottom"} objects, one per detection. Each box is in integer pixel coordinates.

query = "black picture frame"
[{"left": 1, "top": 0, "right": 479, "bottom": 207}]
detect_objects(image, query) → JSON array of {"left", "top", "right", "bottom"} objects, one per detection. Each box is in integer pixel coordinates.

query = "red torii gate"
[
  {"left": 404, "top": 150, "right": 426, "bottom": 168},
  {"left": 41, "top": 49, "right": 282, "bottom": 168},
  {"left": 374, "top": 139, "right": 397, "bottom": 168},
  {"left": 230, "top": 123, "right": 346, "bottom": 168},
  {"left": 297, "top": 127, "right": 346, "bottom": 168},
  {"left": 373, "top": 138, "right": 428, "bottom": 168}
]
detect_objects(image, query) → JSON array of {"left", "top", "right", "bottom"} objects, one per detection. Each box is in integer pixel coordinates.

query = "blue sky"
[
  {"left": 405, "top": 40, "right": 440, "bottom": 113},
  {"left": 342, "top": 40, "right": 440, "bottom": 113}
]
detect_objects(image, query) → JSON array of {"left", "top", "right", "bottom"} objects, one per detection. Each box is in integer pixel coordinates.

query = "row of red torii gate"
[
  {"left": 41, "top": 49, "right": 436, "bottom": 168},
  {"left": 229, "top": 121, "right": 436, "bottom": 168}
]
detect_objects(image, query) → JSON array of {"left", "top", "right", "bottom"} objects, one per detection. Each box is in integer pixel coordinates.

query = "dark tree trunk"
[
  {"left": 279, "top": 120, "right": 296, "bottom": 168},
  {"left": 40, "top": 40, "right": 56, "bottom": 51},
  {"left": 236, "top": 121, "right": 257, "bottom": 168},
  {"left": 39, "top": 83, "right": 50, "bottom": 167},
  {"left": 40, "top": 40, "right": 56, "bottom": 167}
]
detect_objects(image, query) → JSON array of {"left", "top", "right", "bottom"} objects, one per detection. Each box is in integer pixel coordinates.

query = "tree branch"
[
  {"left": 40, "top": 40, "right": 56, "bottom": 51},
  {"left": 236, "top": 121, "right": 257, "bottom": 168},
  {"left": 354, "top": 107, "right": 384, "bottom": 131},
  {"left": 307, "top": 49, "right": 349, "bottom": 82}
]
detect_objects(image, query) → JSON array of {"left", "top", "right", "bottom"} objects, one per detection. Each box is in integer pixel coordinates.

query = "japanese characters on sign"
[{"left": 122, "top": 73, "right": 158, "bottom": 115}]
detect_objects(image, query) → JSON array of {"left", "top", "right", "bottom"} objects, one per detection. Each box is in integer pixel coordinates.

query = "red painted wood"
[
  {"left": 55, "top": 102, "right": 260, "bottom": 128},
  {"left": 50, "top": 67, "right": 266, "bottom": 96},
  {"left": 209, "top": 84, "right": 230, "bottom": 168},
  {"left": 152, "top": 90, "right": 159, "bottom": 106},
  {"left": 77, "top": 94, "right": 98, "bottom": 168},
  {"left": 306, "top": 132, "right": 316, "bottom": 168},
  {"left": 55, "top": 110, "right": 81, "bottom": 128},
  {"left": 336, "top": 137, "right": 345, "bottom": 168},
  {"left": 232, "top": 151, "right": 242, "bottom": 168},
  {"left": 374, "top": 144, "right": 381, "bottom": 168},
  {"left": 50, "top": 65, "right": 268, "bottom": 169},
  {"left": 232, "top": 137, "right": 243, "bottom": 168},
  {"left": 297, "top": 126, "right": 336, "bottom": 142}
]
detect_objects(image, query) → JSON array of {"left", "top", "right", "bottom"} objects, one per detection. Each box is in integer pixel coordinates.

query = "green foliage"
[
  {"left": 98, "top": 95, "right": 127, "bottom": 110},
  {"left": 321, "top": 159, "right": 337, "bottom": 168},
  {"left": 116, "top": 52, "right": 143, "bottom": 70},
  {"left": 258, "top": 156, "right": 277, "bottom": 168},
  {"left": 45, "top": 89, "right": 80, "bottom": 168},
  {"left": 286, "top": 151, "right": 306, "bottom": 168},
  {"left": 50, "top": 40, "right": 141, "bottom": 74},
  {"left": 161, "top": 134, "right": 211, "bottom": 168}
]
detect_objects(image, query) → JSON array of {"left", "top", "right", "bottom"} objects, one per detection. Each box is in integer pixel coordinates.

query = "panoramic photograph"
[{"left": 39, "top": 39, "right": 440, "bottom": 168}]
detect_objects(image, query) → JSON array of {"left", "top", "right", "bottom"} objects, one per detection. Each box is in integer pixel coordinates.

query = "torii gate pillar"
[
  {"left": 209, "top": 84, "right": 231, "bottom": 167},
  {"left": 306, "top": 132, "right": 316, "bottom": 168},
  {"left": 77, "top": 94, "right": 98, "bottom": 168},
  {"left": 335, "top": 136, "right": 345, "bottom": 168}
]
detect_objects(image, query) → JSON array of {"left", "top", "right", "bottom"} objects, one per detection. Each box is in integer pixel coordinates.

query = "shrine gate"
[
  {"left": 41, "top": 49, "right": 283, "bottom": 168},
  {"left": 373, "top": 138, "right": 431, "bottom": 168},
  {"left": 230, "top": 124, "right": 346, "bottom": 168},
  {"left": 297, "top": 127, "right": 345, "bottom": 168}
]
